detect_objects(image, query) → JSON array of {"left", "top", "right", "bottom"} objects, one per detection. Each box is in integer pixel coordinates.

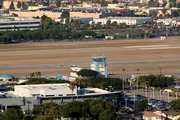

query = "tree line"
[
  {"left": 26, "top": 78, "right": 70, "bottom": 85},
  {"left": 0, "top": 28, "right": 96, "bottom": 44},
  {"left": 80, "top": 77, "right": 122, "bottom": 89},
  {"left": 9, "top": 1, "right": 27, "bottom": 10},
  {"left": 138, "top": 74, "right": 174, "bottom": 87},
  {"left": 0, "top": 99, "right": 122, "bottom": 120},
  {"left": 0, "top": 14, "right": 97, "bottom": 44},
  {"left": 34, "top": 99, "right": 122, "bottom": 120}
]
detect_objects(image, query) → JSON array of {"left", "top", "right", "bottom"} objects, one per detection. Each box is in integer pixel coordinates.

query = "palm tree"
[
  {"left": 112, "top": 99, "right": 115, "bottom": 106},
  {"left": 74, "top": 78, "right": 81, "bottom": 101},
  {"left": 22, "top": 99, "right": 25, "bottom": 114},
  {"left": 161, "top": 7, "right": 167, "bottom": 17},
  {"left": 152, "top": 11, "right": 157, "bottom": 18},
  {"left": 122, "top": 69, "right": 125, "bottom": 92},
  {"left": 142, "top": 11, "right": 147, "bottom": 17},
  {"left": 144, "top": 33, "right": 147, "bottom": 39},
  {"left": 29, "top": 72, "right": 35, "bottom": 78},
  {"left": 36, "top": 71, "right": 41, "bottom": 78},
  {"left": 137, "top": 69, "right": 139, "bottom": 95},
  {"left": 68, "top": 82, "right": 76, "bottom": 101}
]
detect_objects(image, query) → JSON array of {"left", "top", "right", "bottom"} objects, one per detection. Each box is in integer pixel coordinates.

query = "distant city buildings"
[
  {"left": 0, "top": 14, "right": 42, "bottom": 31},
  {"left": 155, "top": 18, "right": 180, "bottom": 26},
  {"left": 55, "top": 17, "right": 93, "bottom": 24},
  {"left": 90, "top": 17, "right": 152, "bottom": 25}
]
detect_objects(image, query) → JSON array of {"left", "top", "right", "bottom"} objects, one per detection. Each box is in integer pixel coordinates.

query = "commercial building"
[
  {"left": 0, "top": 15, "right": 42, "bottom": 31},
  {"left": 155, "top": 18, "right": 180, "bottom": 26},
  {"left": 108, "top": 3, "right": 121, "bottom": 8},
  {"left": 9, "top": 7, "right": 115, "bottom": 19},
  {"left": 90, "top": 17, "right": 152, "bottom": 25},
  {"left": 55, "top": 17, "right": 93, "bottom": 24}
]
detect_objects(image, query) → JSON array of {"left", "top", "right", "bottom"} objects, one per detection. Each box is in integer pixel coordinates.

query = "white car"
[{"left": 71, "top": 65, "right": 82, "bottom": 72}]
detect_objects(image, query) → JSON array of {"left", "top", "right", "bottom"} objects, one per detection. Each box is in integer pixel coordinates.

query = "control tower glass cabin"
[{"left": 91, "top": 55, "right": 108, "bottom": 78}]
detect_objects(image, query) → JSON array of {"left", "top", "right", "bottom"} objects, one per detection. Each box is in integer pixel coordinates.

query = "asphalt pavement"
[{"left": 0, "top": 45, "right": 180, "bottom": 56}]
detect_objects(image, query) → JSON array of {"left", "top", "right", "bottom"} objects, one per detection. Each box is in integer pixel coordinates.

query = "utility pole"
[
  {"left": 153, "top": 88, "right": 155, "bottom": 99},
  {"left": 122, "top": 69, "right": 125, "bottom": 92},
  {"left": 160, "top": 90, "right": 162, "bottom": 100},
  {"left": 159, "top": 68, "right": 162, "bottom": 74},
  {"left": 134, "top": 92, "right": 136, "bottom": 108},
  {"left": 146, "top": 86, "right": 148, "bottom": 97},
  {"left": 137, "top": 69, "right": 139, "bottom": 95}
]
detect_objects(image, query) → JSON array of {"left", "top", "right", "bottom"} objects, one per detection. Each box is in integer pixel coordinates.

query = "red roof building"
[
  {"left": 113, "top": 9, "right": 131, "bottom": 13},
  {"left": 113, "top": 9, "right": 135, "bottom": 17}
]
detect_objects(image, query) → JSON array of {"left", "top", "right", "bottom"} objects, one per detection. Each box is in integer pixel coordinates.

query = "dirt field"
[{"left": 0, "top": 36, "right": 180, "bottom": 77}]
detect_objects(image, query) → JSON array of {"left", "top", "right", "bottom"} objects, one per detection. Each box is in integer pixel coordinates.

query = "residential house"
[
  {"left": 132, "top": 111, "right": 161, "bottom": 120},
  {"left": 162, "top": 111, "right": 180, "bottom": 120}
]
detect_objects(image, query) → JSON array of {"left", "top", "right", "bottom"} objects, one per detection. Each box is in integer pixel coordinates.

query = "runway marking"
[
  {"left": 140, "top": 47, "right": 180, "bottom": 50},
  {"left": 125, "top": 45, "right": 170, "bottom": 48}
]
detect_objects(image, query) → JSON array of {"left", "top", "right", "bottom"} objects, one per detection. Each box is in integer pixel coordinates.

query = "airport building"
[
  {"left": 14, "top": 83, "right": 77, "bottom": 98},
  {"left": 0, "top": 92, "right": 33, "bottom": 112},
  {"left": 0, "top": 73, "right": 14, "bottom": 82},
  {"left": 13, "top": 83, "right": 121, "bottom": 106},
  {"left": 91, "top": 55, "right": 108, "bottom": 78}
]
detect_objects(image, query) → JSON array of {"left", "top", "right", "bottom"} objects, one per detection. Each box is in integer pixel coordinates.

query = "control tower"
[{"left": 91, "top": 55, "right": 108, "bottom": 78}]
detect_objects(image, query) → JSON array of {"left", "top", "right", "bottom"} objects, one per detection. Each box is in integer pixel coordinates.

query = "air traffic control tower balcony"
[{"left": 91, "top": 55, "right": 108, "bottom": 78}]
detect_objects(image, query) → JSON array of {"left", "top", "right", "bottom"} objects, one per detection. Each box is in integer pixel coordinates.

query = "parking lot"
[{"left": 121, "top": 93, "right": 171, "bottom": 111}]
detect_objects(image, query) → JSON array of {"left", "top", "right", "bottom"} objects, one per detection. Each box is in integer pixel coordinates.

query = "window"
[
  {"left": 148, "top": 117, "right": 152, "bottom": 120},
  {"left": 46, "top": 95, "right": 54, "bottom": 97}
]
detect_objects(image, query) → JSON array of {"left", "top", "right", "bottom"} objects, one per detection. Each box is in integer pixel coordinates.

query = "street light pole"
[
  {"left": 153, "top": 88, "right": 155, "bottom": 99},
  {"left": 146, "top": 86, "right": 148, "bottom": 97},
  {"left": 134, "top": 92, "right": 136, "bottom": 108},
  {"left": 124, "top": 99, "right": 128, "bottom": 108},
  {"left": 122, "top": 69, "right": 125, "bottom": 92},
  {"left": 137, "top": 69, "right": 139, "bottom": 95},
  {"left": 159, "top": 68, "right": 162, "bottom": 74}
]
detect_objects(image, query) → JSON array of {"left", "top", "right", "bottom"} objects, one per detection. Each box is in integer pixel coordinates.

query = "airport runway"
[
  {"left": 0, "top": 45, "right": 180, "bottom": 56},
  {"left": 0, "top": 58, "right": 180, "bottom": 69},
  {"left": 1, "top": 44, "right": 180, "bottom": 77}
]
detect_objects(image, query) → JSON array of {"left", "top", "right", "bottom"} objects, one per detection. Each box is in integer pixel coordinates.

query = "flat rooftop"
[
  {"left": 21, "top": 83, "right": 70, "bottom": 91},
  {"left": 95, "top": 17, "right": 152, "bottom": 20}
]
